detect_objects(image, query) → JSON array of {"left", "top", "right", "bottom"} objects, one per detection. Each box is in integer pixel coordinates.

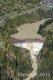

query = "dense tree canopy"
[
  {"left": 37, "top": 19, "right": 53, "bottom": 80},
  {"left": 0, "top": 19, "right": 32, "bottom": 80}
]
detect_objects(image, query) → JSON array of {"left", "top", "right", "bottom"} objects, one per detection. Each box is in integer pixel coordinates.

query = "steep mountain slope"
[
  {"left": 37, "top": 19, "right": 53, "bottom": 80},
  {"left": 0, "top": 19, "right": 32, "bottom": 80}
]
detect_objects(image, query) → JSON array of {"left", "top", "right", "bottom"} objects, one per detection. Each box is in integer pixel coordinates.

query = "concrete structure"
[
  {"left": 11, "top": 19, "right": 48, "bottom": 80},
  {"left": 11, "top": 20, "right": 46, "bottom": 56},
  {"left": 14, "top": 41, "right": 43, "bottom": 57},
  {"left": 12, "top": 39, "right": 43, "bottom": 80}
]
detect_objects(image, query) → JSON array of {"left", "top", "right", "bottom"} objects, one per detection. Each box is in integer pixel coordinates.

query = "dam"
[{"left": 11, "top": 19, "right": 48, "bottom": 80}]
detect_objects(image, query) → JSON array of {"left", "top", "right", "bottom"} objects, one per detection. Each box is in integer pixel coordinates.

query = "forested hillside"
[
  {"left": 29, "top": 19, "right": 53, "bottom": 80},
  {"left": 0, "top": 0, "right": 53, "bottom": 80},
  {"left": 0, "top": 0, "right": 41, "bottom": 4},
  {"left": 37, "top": 19, "right": 53, "bottom": 80},
  {"left": 0, "top": 19, "right": 33, "bottom": 80}
]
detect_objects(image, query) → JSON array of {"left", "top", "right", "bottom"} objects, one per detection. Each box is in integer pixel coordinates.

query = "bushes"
[
  {"left": 38, "top": 18, "right": 53, "bottom": 35},
  {"left": 37, "top": 20, "right": 53, "bottom": 80},
  {"left": 0, "top": 18, "right": 33, "bottom": 79},
  {"left": 37, "top": 8, "right": 53, "bottom": 19}
]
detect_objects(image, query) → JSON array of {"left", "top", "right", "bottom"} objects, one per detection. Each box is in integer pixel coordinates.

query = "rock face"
[{"left": 41, "top": 0, "right": 53, "bottom": 7}]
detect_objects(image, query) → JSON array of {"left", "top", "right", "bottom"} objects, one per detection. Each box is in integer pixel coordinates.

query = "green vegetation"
[
  {"left": 0, "top": 19, "right": 32, "bottom": 80},
  {"left": 0, "top": 0, "right": 41, "bottom": 19},
  {"left": 37, "top": 7, "right": 53, "bottom": 18},
  {"left": 0, "top": 1, "right": 42, "bottom": 79},
  {"left": 0, "top": 0, "right": 53, "bottom": 80},
  {"left": 37, "top": 19, "right": 53, "bottom": 80},
  {"left": 38, "top": 19, "right": 53, "bottom": 36},
  {"left": 30, "top": 19, "right": 53, "bottom": 80}
]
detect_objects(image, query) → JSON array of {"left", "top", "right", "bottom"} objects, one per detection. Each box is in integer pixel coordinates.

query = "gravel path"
[{"left": 24, "top": 43, "right": 37, "bottom": 80}]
